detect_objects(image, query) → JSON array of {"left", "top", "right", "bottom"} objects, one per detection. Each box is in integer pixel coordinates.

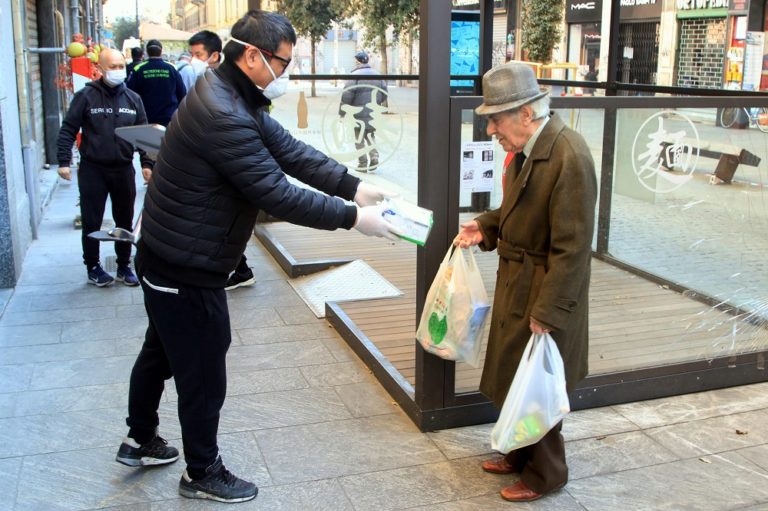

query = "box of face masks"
[{"left": 381, "top": 197, "right": 433, "bottom": 246}]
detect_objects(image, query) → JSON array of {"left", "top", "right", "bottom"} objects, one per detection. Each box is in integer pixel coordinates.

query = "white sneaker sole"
[
  {"left": 224, "top": 276, "right": 256, "bottom": 291},
  {"left": 178, "top": 487, "right": 257, "bottom": 503},
  {"left": 115, "top": 453, "right": 179, "bottom": 466},
  {"left": 115, "top": 276, "right": 140, "bottom": 287},
  {"left": 87, "top": 278, "right": 114, "bottom": 287}
]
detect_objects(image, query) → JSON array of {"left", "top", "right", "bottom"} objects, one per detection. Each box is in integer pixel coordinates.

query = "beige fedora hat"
[{"left": 475, "top": 62, "right": 549, "bottom": 116}]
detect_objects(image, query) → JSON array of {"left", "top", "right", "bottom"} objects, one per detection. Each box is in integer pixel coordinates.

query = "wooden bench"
[{"left": 660, "top": 138, "right": 761, "bottom": 184}]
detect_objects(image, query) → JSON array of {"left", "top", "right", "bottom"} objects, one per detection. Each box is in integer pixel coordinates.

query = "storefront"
[
  {"left": 675, "top": 0, "right": 728, "bottom": 88},
  {"left": 617, "top": 0, "right": 662, "bottom": 87},
  {"left": 565, "top": 0, "right": 602, "bottom": 79}
]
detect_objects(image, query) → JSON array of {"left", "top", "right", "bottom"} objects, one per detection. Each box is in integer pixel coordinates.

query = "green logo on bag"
[{"left": 428, "top": 313, "right": 448, "bottom": 344}]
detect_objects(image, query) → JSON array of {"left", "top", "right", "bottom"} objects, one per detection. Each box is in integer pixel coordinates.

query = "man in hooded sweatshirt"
[{"left": 56, "top": 48, "right": 154, "bottom": 287}]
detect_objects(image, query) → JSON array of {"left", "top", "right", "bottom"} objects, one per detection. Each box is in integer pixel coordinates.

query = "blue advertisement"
[{"left": 450, "top": 20, "right": 480, "bottom": 88}]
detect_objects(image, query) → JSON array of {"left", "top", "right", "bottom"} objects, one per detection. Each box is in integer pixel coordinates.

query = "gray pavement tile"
[
  {"left": 28, "top": 355, "right": 136, "bottom": 391},
  {"left": 318, "top": 336, "right": 359, "bottom": 363},
  {"left": 163, "top": 368, "right": 309, "bottom": 402},
  {"left": 0, "top": 392, "right": 16, "bottom": 417},
  {"left": 334, "top": 380, "right": 400, "bottom": 418},
  {"left": 115, "top": 303, "right": 148, "bottom": 318},
  {"left": 6, "top": 287, "right": 134, "bottom": 313},
  {"left": 255, "top": 414, "right": 445, "bottom": 485},
  {"left": 7, "top": 383, "right": 129, "bottom": 417},
  {"left": 0, "top": 457, "right": 22, "bottom": 510},
  {"left": 0, "top": 364, "right": 34, "bottom": 393},
  {"left": 226, "top": 279, "right": 305, "bottom": 308},
  {"left": 0, "top": 407, "right": 125, "bottom": 457},
  {"left": 403, "top": 491, "right": 587, "bottom": 511},
  {"left": 737, "top": 444, "right": 768, "bottom": 472},
  {"left": 226, "top": 340, "right": 336, "bottom": 372},
  {"left": 236, "top": 323, "right": 339, "bottom": 345},
  {"left": 427, "top": 424, "right": 494, "bottom": 460},
  {"left": 300, "top": 360, "right": 370, "bottom": 387},
  {"left": 0, "top": 306, "right": 117, "bottom": 327},
  {"left": 275, "top": 304, "right": 321, "bottom": 325},
  {"left": 645, "top": 409, "right": 768, "bottom": 459},
  {"left": 148, "top": 479, "right": 354, "bottom": 511},
  {"left": 613, "top": 382, "right": 768, "bottom": 429},
  {"left": 566, "top": 430, "right": 679, "bottom": 480},
  {"left": 0, "top": 288, "right": 12, "bottom": 314},
  {"left": 0, "top": 323, "right": 61, "bottom": 347},
  {"left": 730, "top": 504, "right": 768, "bottom": 511},
  {"left": 16, "top": 263, "right": 86, "bottom": 286},
  {"left": 217, "top": 387, "right": 352, "bottom": 432},
  {"left": 60, "top": 317, "right": 148, "bottom": 343},
  {"left": 562, "top": 406, "right": 640, "bottom": 441},
  {"left": 0, "top": 338, "right": 141, "bottom": 366},
  {"left": 338, "top": 456, "right": 503, "bottom": 511},
  {"left": 565, "top": 451, "right": 768, "bottom": 511},
  {"left": 13, "top": 447, "right": 180, "bottom": 511},
  {"left": 229, "top": 306, "right": 289, "bottom": 330}
]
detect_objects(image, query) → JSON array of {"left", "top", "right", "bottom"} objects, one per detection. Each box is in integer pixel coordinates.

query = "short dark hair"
[
  {"left": 223, "top": 10, "right": 296, "bottom": 62},
  {"left": 130, "top": 47, "right": 144, "bottom": 61},
  {"left": 188, "top": 30, "right": 222, "bottom": 58},
  {"left": 146, "top": 39, "right": 162, "bottom": 57}
]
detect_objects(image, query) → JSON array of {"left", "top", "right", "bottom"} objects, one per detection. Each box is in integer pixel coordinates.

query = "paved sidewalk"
[{"left": 1, "top": 172, "right": 768, "bottom": 510}]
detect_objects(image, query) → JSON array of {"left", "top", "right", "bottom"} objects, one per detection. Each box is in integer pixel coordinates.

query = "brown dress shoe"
[
  {"left": 500, "top": 480, "right": 545, "bottom": 502},
  {"left": 481, "top": 457, "right": 517, "bottom": 474}
]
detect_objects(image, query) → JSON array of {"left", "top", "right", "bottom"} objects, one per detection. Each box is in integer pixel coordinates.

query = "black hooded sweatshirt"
[{"left": 56, "top": 79, "right": 154, "bottom": 170}]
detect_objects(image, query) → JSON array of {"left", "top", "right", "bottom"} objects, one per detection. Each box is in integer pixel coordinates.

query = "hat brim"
[{"left": 475, "top": 89, "right": 549, "bottom": 116}]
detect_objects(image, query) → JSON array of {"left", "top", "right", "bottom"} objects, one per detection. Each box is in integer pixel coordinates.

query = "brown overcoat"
[{"left": 475, "top": 114, "right": 597, "bottom": 408}]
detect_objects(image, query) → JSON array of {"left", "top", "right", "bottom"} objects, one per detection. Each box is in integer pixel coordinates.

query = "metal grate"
[{"left": 617, "top": 22, "right": 660, "bottom": 93}]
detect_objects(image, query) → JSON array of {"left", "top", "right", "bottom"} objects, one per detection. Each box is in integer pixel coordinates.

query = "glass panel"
[
  {"left": 603, "top": 103, "right": 768, "bottom": 373},
  {"left": 454, "top": 105, "right": 604, "bottom": 395}
]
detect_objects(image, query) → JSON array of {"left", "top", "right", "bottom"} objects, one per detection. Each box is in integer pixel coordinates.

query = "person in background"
[
  {"left": 117, "top": 10, "right": 398, "bottom": 503},
  {"left": 127, "top": 39, "right": 186, "bottom": 127},
  {"left": 454, "top": 62, "right": 597, "bottom": 503},
  {"left": 189, "top": 29, "right": 223, "bottom": 74},
  {"left": 176, "top": 51, "right": 197, "bottom": 93},
  {"left": 339, "top": 51, "right": 388, "bottom": 173},
  {"left": 126, "top": 46, "right": 143, "bottom": 80},
  {"left": 56, "top": 48, "right": 153, "bottom": 288}
]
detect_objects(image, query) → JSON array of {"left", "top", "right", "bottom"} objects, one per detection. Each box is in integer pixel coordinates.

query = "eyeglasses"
[{"left": 258, "top": 47, "right": 291, "bottom": 70}]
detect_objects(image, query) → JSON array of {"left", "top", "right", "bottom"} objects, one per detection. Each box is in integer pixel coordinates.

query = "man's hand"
[
  {"left": 142, "top": 167, "right": 153, "bottom": 183},
  {"left": 57, "top": 166, "right": 72, "bottom": 181},
  {"left": 530, "top": 317, "right": 551, "bottom": 335},
  {"left": 453, "top": 220, "right": 483, "bottom": 248},
  {"left": 354, "top": 204, "right": 402, "bottom": 241},
  {"left": 353, "top": 181, "right": 394, "bottom": 207}
]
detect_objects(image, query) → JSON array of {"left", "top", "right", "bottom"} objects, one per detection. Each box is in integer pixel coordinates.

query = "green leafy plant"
[{"left": 520, "top": 0, "right": 564, "bottom": 64}]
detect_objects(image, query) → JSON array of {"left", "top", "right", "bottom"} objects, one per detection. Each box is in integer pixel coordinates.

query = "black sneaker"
[
  {"left": 87, "top": 264, "right": 114, "bottom": 287},
  {"left": 224, "top": 268, "right": 255, "bottom": 290},
  {"left": 179, "top": 456, "right": 258, "bottom": 503},
  {"left": 115, "top": 435, "right": 180, "bottom": 467},
  {"left": 115, "top": 265, "right": 139, "bottom": 287}
]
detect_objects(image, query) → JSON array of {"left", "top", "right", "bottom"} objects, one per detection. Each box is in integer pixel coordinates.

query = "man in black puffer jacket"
[
  {"left": 57, "top": 48, "right": 153, "bottom": 288},
  {"left": 118, "top": 10, "right": 399, "bottom": 504}
]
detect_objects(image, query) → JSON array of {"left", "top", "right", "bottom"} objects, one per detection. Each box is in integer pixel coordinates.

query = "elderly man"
[
  {"left": 56, "top": 48, "right": 153, "bottom": 287},
  {"left": 455, "top": 62, "right": 597, "bottom": 502}
]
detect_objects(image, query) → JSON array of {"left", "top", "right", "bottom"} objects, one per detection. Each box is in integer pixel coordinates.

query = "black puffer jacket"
[{"left": 139, "top": 59, "right": 360, "bottom": 288}]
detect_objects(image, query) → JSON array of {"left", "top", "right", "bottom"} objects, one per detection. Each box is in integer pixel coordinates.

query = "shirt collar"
[
  {"left": 215, "top": 58, "right": 271, "bottom": 111},
  {"left": 523, "top": 115, "right": 550, "bottom": 158}
]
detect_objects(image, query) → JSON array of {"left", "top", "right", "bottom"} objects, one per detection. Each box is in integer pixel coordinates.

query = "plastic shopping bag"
[
  {"left": 416, "top": 246, "right": 491, "bottom": 367},
  {"left": 491, "top": 333, "right": 570, "bottom": 453}
]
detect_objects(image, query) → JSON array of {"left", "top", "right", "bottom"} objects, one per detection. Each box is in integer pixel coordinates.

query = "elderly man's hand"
[
  {"left": 453, "top": 220, "right": 483, "bottom": 248},
  {"left": 529, "top": 317, "right": 551, "bottom": 335},
  {"left": 57, "top": 166, "right": 72, "bottom": 181}
]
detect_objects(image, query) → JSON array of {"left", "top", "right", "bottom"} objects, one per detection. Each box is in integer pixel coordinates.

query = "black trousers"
[
  {"left": 127, "top": 265, "right": 231, "bottom": 475},
  {"left": 77, "top": 161, "right": 136, "bottom": 268},
  {"left": 503, "top": 421, "right": 567, "bottom": 494}
]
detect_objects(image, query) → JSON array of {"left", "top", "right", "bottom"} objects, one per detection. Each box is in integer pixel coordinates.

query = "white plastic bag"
[
  {"left": 491, "top": 333, "right": 570, "bottom": 454},
  {"left": 416, "top": 247, "right": 491, "bottom": 367}
]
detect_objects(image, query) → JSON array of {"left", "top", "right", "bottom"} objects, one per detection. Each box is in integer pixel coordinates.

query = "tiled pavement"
[{"left": 1, "top": 171, "right": 768, "bottom": 510}]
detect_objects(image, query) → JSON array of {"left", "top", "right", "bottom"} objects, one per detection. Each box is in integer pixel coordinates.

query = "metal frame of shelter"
[{"left": 320, "top": 0, "right": 768, "bottom": 432}]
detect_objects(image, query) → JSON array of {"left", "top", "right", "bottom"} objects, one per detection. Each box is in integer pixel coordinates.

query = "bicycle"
[{"left": 719, "top": 106, "right": 768, "bottom": 133}]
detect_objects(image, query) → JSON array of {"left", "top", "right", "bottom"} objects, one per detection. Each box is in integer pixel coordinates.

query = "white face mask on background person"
[
  {"left": 190, "top": 57, "right": 208, "bottom": 76},
  {"left": 103, "top": 68, "right": 127, "bottom": 87}
]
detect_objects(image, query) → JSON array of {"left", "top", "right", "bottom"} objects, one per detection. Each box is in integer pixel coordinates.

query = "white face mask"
[
  {"left": 190, "top": 57, "right": 208, "bottom": 76},
  {"left": 103, "top": 68, "right": 127, "bottom": 87},
  {"left": 230, "top": 36, "right": 289, "bottom": 100}
]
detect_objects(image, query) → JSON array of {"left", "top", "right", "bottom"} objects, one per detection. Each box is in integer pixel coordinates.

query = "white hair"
[{"left": 528, "top": 95, "right": 550, "bottom": 120}]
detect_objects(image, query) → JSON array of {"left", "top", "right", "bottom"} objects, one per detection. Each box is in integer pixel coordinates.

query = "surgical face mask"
[
  {"left": 190, "top": 57, "right": 208, "bottom": 76},
  {"left": 263, "top": 73, "right": 289, "bottom": 99},
  {"left": 103, "top": 68, "right": 127, "bottom": 87}
]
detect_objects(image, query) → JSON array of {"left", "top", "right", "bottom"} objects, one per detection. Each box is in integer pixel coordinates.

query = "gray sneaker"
[
  {"left": 115, "top": 435, "right": 179, "bottom": 467},
  {"left": 179, "top": 456, "right": 257, "bottom": 503}
]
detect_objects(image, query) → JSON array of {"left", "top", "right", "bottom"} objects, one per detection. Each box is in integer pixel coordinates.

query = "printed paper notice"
[{"left": 460, "top": 141, "right": 495, "bottom": 193}]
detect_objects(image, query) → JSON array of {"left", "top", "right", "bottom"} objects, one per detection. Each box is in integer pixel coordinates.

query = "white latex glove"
[
  {"left": 354, "top": 181, "right": 396, "bottom": 207},
  {"left": 354, "top": 204, "right": 402, "bottom": 241}
]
